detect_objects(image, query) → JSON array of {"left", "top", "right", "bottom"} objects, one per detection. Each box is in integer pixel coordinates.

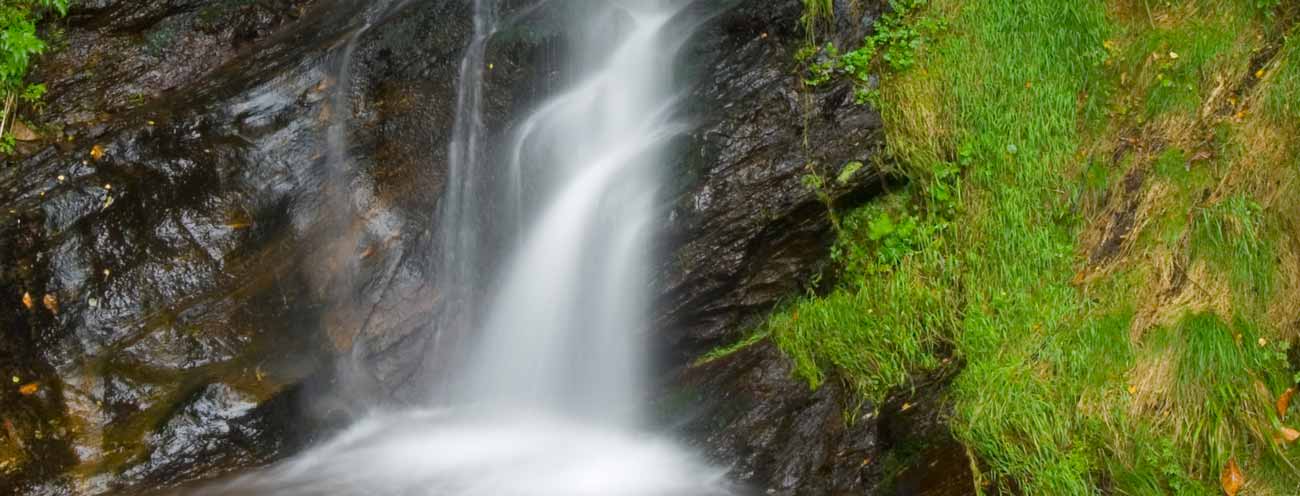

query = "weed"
[{"left": 0, "top": 0, "right": 69, "bottom": 153}]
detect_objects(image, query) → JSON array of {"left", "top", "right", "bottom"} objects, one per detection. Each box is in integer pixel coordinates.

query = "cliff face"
[{"left": 0, "top": 0, "right": 961, "bottom": 494}]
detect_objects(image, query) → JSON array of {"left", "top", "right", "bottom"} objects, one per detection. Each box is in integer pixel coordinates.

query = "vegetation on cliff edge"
[
  {"left": 0, "top": 0, "right": 67, "bottom": 152},
  {"left": 714, "top": 0, "right": 1300, "bottom": 492}
]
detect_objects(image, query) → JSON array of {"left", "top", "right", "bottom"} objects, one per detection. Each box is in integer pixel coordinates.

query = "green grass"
[
  {"left": 1193, "top": 194, "right": 1280, "bottom": 303},
  {"left": 732, "top": 0, "right": 1300, "bottom": 492}
]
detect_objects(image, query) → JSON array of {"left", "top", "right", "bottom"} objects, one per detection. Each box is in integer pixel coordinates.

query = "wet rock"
[
  {"left": 672, "top": 342, "right": 881, "bottom": 494},
  {"left": 658, "top": 0, "right": 887, "bottom": 359},
  {"left": 120, "top": 383, "right": 258, "bottom": 486},
  {"left": 0, "top": 0, "right": 489, "bottom": 491}
]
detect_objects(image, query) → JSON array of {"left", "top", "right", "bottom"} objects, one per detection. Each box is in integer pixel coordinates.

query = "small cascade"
[
  {"left": 456, "top": 1, "right": 683, "bottom": 427},
  {"left": 196, "top": 1, "right": 727, "bottom": 494}
]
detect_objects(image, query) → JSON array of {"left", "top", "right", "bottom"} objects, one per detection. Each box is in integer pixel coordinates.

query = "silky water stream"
[{"left": 195, "top": 1, "right": 728, "bottom": 495}]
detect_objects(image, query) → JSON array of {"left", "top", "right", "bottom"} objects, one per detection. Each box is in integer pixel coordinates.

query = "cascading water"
[
  {"left": 456, "top": 1, "right": 685, "bottom": 427},
  {"left": 195, "top": 1, "right": 726, "bottom": 494}
]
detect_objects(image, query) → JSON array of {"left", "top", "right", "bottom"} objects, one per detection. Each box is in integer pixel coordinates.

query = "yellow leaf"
[
  {"left": 1221, "top": 458, "right": 1244, "bottom": 496},
  {"left": 1256, "top": 69, "right": 1265, "bottom": 78},
  {"left": 1279, "top": 388, "right": 1294, "bottom": 418},
  {"left": 18, "top": 382, "right": 37, "bottom": 396},
  {"left": 1281, "top": 427, "right": 1300, "bottom": 443},
  {"left": 90, "top": 144, "right": 105, "bottom": 161},
  {"left": 42, "top": 294, "right": 58, "bottom": 315}
]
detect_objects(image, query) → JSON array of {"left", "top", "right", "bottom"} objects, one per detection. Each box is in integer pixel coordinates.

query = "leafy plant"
[
  {"left": 796, "top": 0, "right": 943, "bottom": 103},
  {"left": 0, "top": 0, "right": 69, "bottom": 153}
]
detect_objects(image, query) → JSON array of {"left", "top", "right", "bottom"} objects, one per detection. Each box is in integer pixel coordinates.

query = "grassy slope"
[{"left": 714, "top": 0, "right": 1300, "bottom": 493}]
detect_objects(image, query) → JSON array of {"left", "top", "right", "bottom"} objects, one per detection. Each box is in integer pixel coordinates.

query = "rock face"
[{"left": 0, "top": 0, "right": 968, "bottom": 494}]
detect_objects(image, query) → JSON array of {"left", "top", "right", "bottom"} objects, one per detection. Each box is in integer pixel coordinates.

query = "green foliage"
[
  {"left": 797, "top": 0, "right": 943, "bottom": 104},
  {"left": 0, "top": 0, "right": 66, "bottom": 92},
  {"left": 770, "top": 192, "right": 954, "bottom": 404},
  {"left": 0, "top": 0, "right": 68, "bottom": 153}
]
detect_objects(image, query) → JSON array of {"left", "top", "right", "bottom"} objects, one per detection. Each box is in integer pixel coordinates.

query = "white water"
[{"left": 196, "top": 1, "right": 726, "bottom": 495}]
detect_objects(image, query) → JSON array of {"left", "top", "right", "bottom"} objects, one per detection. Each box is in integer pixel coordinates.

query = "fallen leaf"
[
  {"left": 21, "top": 292, "right": 33, "bottom": 310},
  {"left": 10, "top": 120, "right": 38, "bottom": 141},
  {"left": 42, "top": 294, "right": 58, "bottom": 315},
  {"left": 900, "top": 402, "right": 913, "bottom": 412},
  {"left": 1256, "top": 68, "right": 1265, "bottom": 78},
  {"left": 90, "top": 144, "right": 105, "bottom": 161},
  {"left": 18, "top": 383, "right": 37, "bottom": 396},
  {"left": 1281, "top": 427, "right": 1300, "bottom": 443},
  {"left": 1221, "top": 458, "right": 1244, "bottom": 496},
  {"left": 1168, "top": 51, "right": 1179, "bottom": 59},
  {"left": 1279, "top": 388, "right": 1294, "bottom": 418}
]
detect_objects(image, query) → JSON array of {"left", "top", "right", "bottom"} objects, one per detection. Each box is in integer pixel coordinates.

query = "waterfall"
[
  {"left": 195, "top": 1, "right": 727, "bottom": 494},
  {"left": 455, "top": 1, "right": 684, "bottom": 427}
]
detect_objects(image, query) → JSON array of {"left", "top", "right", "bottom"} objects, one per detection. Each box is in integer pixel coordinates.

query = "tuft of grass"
[
  {"left": 1192, "top": 194, "right": 1279, "bottom": 303},
  {"left": 800, "top": 0, "right": 835, "bottom": 43},
  {"left": 694, "top": 329, "right": 769, "bottom": 365},
  {"left": 767, "top": 192, "right": 957, "bottom": 405}
]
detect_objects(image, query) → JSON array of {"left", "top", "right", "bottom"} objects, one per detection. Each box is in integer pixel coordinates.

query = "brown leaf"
[
  {"left": 21, "top": 292, "right": 33, "bottom": 310},
  {"left": 1281, "top": 427, "right": 1300, "bottom": 443},
  {"left": 90, "top": 144, "right": 105, "bottom": 161},
  {"left": 1279, "top": 388, "right": 1294, "bottom": 418},
  {"left": 11, "top": 120, "right": 38, "bottom": 141},
  {"left": 42, "top": 293, "right": 58, "bottom": 315},
  {"left": 1221, "top": 458, "right": 1244, "bottom": 496},
  {"left": 17, "top": 382, "right": 38, "bottom": 396}
]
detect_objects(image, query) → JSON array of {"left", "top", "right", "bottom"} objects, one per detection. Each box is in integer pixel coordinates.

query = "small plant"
[
  {"left": 800, "top": 0, "right": 835, "bottom": 43},
  {"left": 796, "top": 0, "right": 943, "bottom": 103},
  {"left": 0, "top": 0, "right": 69, "bottom": 153}
]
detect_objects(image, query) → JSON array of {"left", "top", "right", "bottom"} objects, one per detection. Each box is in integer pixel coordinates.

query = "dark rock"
[
  {"left": 672, "top": 342, "right": 882, "bottom": 494},
  {"left": 657, "top": 0, "right": 887, "bottom": 362}
]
